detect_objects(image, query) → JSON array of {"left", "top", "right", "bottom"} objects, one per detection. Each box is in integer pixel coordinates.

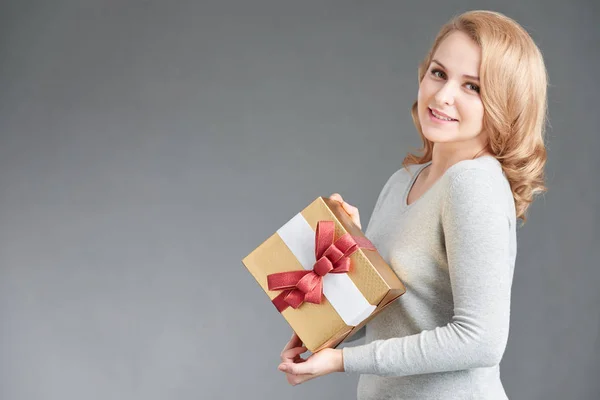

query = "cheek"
[
  {"left": 459, "top": 99, "right": 484, "bottom": 126},
  {"left": 418, "top": 80, "right": 432, "bottom": 101},
  {"left": 472, "top": 103, "right": 485, "bottom": 126},
  {"left": 417, "top": 81, "right": 433, "bottom": 112}
]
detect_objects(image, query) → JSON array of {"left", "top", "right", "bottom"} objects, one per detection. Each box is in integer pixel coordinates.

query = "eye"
[
  {"left": 466, "top": 82, "right": 480, "bottom": 93},
  {"left": 430, "top": 68, "right": 446, "bottom": 79}
]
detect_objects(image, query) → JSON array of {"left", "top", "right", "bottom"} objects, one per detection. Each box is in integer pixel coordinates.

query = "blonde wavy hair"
[{"left": 403, "top": 10, "right": 548, "bottom": 225}]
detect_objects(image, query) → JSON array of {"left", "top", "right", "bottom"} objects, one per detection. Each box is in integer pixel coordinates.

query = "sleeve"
[{"left": 342, "top": 168, "right": 514, "bottom": 376}]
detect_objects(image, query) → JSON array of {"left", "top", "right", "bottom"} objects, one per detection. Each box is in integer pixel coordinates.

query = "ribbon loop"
[
  {"left": 313, "top": 257, "right": 333, "bottom": 276},
  {"left": 334, "top": 233, "right": 357, "bottom": 254},
  {"left": 323, "top": 245, "right": 345, "bottom": 263}
]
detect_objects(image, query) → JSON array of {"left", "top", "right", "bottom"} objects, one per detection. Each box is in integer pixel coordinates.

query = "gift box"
[{"left": 241, "top": 196, "right": 406, "bottom": 352}]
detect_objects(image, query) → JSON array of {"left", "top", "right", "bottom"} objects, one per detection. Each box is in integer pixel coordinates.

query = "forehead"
[{"left": 432, "top": 31, "right": 481, "bottom": 72}]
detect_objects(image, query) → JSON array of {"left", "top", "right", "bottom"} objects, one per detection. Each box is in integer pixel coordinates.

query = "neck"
[{"left": 424, "top": 142, "right": 492, "bottom": 182}]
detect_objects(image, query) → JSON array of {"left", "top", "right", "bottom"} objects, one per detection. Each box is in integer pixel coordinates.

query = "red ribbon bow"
[{"left": 267, "top": 220, "right": 376, "bottom": 312}]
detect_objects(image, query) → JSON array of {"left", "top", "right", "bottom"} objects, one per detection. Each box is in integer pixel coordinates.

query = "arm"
[{"left": 342, "top": 168, "right": 514, "bottom": 376}]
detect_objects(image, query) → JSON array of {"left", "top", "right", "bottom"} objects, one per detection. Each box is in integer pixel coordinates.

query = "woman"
[{"left": 277, "top": 10, "right": 548, "bottom": 399}]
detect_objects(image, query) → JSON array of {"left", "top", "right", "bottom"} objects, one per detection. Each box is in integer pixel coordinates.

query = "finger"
[
  {"left": 281, "top": 347, "right": 301, "bottom": 362},
  {"left": 281, "top": 333, "right": 302, "bottom": 354},
  {"left": 287, "top": 373, "right": 312, "bottom": 386},
  {"left": 330, "top": 195, "right": 361, "bottom": 228},
  {"left": 329, "top": 193, "right": 343, "bottom": 203},
  {"left": 279, "top": 361, "right": 312, "bottom": 375},
  {"left": 342, "top": 202, "right": 358, "bottom": 216},
  {"left": 341, "top": 203, "right": 361, "bottom": 227},
  {"left": 281, "top": 346, "right": 308, "bottom": 362}
]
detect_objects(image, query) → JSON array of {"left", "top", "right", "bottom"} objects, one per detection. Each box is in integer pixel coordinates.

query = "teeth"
[{"left": 431, "top": 109, "right": 454, "bottom": 121}]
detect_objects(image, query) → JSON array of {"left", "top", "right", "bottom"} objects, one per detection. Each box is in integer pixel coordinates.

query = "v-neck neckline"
[
  {"left": 401, "top": 155, "right": 498, "bottom": 210},
  {"left": 403, "top": 161, "right": 433, "bottom": 209}
]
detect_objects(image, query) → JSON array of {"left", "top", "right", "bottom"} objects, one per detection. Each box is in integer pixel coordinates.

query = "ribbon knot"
[{"left": 267, "top": 220, "right": 375, "bottom": 312}]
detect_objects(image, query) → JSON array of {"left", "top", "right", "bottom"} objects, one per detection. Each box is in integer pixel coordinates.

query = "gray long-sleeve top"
[{"left": 342, "top": 155, "right": 517, "bottom": 400}]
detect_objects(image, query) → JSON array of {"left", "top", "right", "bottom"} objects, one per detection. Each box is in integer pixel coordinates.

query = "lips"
[{"left": 429, "top": 107, "right": 457, "bottom": 121}]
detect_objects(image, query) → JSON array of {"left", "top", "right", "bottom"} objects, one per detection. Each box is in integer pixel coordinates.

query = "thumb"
[{"left": 279, "top": 360, "right": 312, "bottom": 375}]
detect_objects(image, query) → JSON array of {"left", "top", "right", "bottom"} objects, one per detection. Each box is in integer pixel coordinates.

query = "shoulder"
[
  {"left": 443, "top": 156, "right": 508, "bottom": 192},
  {"left": 442, "top": 157, "right": 515, "bottom": 219}
]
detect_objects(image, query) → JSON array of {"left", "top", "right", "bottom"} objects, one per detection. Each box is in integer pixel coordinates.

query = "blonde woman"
[{"left": 277, "top": 10, "right": 548, "bottom": 399}]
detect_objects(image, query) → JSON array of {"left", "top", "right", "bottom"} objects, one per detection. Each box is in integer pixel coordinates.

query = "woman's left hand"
[{"left": 278, "top": 347, "right": 345, "bottom": 385}]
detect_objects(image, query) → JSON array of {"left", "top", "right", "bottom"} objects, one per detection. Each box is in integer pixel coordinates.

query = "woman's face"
[{"left": 417, "top": 31, "right": 486, "bottom": 147}]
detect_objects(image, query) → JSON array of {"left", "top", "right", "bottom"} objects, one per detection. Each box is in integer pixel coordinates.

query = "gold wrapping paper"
[{"left": 242, "top": 196, "right": 406, "bottom": 352}]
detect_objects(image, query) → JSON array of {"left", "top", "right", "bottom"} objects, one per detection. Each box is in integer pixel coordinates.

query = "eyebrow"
[{"left": 431, "top": 59, "right": 479, "bottom": 82}]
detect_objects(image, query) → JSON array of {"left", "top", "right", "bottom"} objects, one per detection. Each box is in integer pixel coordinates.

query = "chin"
[{"left": 420, "top": 127, "right": 460, "bottom": 144}]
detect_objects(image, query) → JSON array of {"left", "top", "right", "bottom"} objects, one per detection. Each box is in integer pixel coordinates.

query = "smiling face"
[{"left": 417, "top": 31, "right": 487, "bottom": 149}]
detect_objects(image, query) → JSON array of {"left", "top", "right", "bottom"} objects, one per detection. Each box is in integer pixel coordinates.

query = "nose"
[{"left": 434, "top": 81, "right": 458, "bottom": 106}]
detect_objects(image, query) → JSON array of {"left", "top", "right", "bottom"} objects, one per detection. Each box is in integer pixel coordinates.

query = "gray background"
[{"left": 0, "top": 0, "right": 598, "bottom": 399}]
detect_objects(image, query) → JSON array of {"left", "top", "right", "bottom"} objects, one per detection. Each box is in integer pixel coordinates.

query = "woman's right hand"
[{"left": 329, "top": 193, "right": 362, "bottom": 229}]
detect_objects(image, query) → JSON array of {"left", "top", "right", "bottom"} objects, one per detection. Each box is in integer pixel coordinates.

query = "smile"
[{"left": 429, "top": 108, "right": 458, "bottom": 123}]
